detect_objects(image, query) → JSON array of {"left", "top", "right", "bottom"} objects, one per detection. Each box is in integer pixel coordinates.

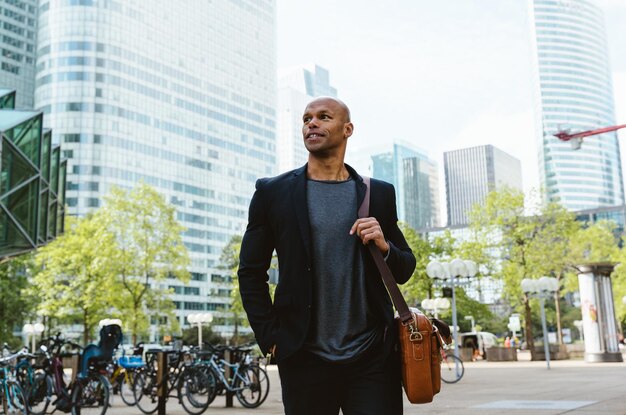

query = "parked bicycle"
[
  {"left": 23, "top": 324, "right": 122, "bottom": 415},
  {"left": 10, "top": 347, "right": 51, "bottom": 415},
  {"left": 107, "top": 343, "right": 145, "bottom": 406},
  {"left": 0, "top": 351, "right": 28, "bottom": 414},
  {"left": 440, "top": 346, "right": 465, "bottom": 384},
  {"left": 198, "top": 344, "right": 269, "bottom": 409},
  {"left": 132, "top": 349, "right": 213, "bottom": 415}
]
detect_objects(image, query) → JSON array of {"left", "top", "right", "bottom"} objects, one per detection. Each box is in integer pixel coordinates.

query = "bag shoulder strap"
[{"left": 359, "top": 176, "right": 413, "bottom": 324}]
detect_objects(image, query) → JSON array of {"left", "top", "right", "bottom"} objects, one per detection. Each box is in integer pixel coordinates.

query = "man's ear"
[{"left": 344, "top": 122, "right": 354, "bottom": 139}]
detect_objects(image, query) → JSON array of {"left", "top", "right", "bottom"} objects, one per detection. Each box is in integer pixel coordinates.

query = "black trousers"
[{"left": 277, "top": 342, "right": 403, "bottom": 415}]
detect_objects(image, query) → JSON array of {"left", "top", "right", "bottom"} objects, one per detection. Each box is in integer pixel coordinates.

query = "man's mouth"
[{"left": 307, "top": 133, "right": 322, "bottom": 139}]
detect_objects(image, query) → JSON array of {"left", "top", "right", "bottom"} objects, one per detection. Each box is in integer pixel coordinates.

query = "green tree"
[
  {"left": 399, "top": 223, "right": 496, "bottom": 335},
  {"left": 603, "top": 224, "right": 626, "bottom": 333},
  {"left": 98, "top": 183, "right": 190, "bottom": 344},
  {"left": 468, "top": 187, "right": 579, "bottom": 357},
  {"left": 0, "top": 255, "right": 36, "bottom": 348},
  {"left": 219, "top": 234, "right": 246, "bottom": 341},
  {"left": 32, "top": 215, "right": 118, "bottom": 344}
]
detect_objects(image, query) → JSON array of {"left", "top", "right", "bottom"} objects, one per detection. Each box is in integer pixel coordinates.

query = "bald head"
[{"left": 305, "top": 96, "right": 351, "bottom": 123}]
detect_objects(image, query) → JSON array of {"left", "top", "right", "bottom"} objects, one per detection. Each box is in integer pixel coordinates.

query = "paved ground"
[{"left": 107, "top": 351, "right": 626, "bottom": 414}]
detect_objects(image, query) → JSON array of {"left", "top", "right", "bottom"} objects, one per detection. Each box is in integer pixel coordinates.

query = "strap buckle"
[{"left": 408, "top": 321, "right": 423, "bottom": 342}]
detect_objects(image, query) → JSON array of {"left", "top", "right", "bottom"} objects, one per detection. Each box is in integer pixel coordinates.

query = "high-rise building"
[
  {"left": 0, "top": 0, "right": 38, "bottom": 108},
  {"left": 277, "top": 64, "right": 337, "bottom": 172},
  {"left": 530, "top": 0, "right": 624, "bottom": 210},
  {"left": 371, "top": 142, "right": 440, "bottom": 229},
  {"left": 34, "top": 0, "right": 277, "bottom": 336},
  {"left": 445, "top": 145, "right": 522, "bottom": 226}
]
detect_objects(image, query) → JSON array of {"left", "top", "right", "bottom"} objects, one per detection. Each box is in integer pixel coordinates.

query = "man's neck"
[{"left": 307, "top": 157, "right": 349, "bottom": 181}]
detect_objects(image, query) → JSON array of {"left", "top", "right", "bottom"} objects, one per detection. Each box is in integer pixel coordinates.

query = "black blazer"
[{"left": 238, "top": 164, "right": 416, "bottom": 361}]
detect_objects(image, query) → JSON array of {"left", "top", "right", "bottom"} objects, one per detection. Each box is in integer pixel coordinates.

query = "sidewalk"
[{"left": 109, "top": 354, "right": 626, "bottom": 414}]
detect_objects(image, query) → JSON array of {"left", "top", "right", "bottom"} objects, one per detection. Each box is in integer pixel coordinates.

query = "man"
[{"left": 238, "top": 97, "right": 416, "bottom": 414}]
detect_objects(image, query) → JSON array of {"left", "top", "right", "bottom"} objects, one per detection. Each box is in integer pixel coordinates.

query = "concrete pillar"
[{"left": 576, "top": 263, "right": 623, "bottom": 363}]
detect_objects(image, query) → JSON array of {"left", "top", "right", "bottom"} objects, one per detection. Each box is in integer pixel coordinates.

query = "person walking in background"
[{"left": 238, "top": 97, "right": 416, "bottom": 414}]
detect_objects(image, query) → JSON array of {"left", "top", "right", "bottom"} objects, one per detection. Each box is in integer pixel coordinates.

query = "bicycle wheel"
[
  {"left": 70, "top": 373, "right": 110, "bottom": 415},
  {"left": 26, "top": 373, "right": 53, "bottom": 415},
  {"left": 234, "top": 365, "right": 269, "bottom": 409},
  {"left": 119, "top": 370, "right": 137, "bottom": 406},
  {"left": 2, "top": 381, "right": 28, "bottom": 414},
  {"left": 133, "top": 372, "right": 159, "bottom": 414},
  {"left": 179, "top": 367, "right": 214, "bottom": 415},
  {"left": 440, "top": 354, "right": 464, "bottom": 384}
]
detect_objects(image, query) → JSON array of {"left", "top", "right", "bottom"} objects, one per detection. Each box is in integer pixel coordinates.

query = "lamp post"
[
  {"left": 421, "top": 297, "right": 450, "bottom": 319},
  {"left": 426, "top": 259, "right": 478, "bottom": 359},
  {"left": 23, "top": 323, "right": 45, "bottom": 353},
  {"left": 187, "top": 313, "right": 213, "bottom": 348},
  {"left": 521, "top": 276, "right": 558, "bottom": 369}
]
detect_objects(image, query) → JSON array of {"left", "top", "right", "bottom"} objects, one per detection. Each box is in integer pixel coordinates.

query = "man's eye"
[{"left": 303, "top": 117, "right": 311, "bottom": 123}]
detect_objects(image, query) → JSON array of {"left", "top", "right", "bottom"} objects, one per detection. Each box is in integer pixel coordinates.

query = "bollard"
[
  {"left": 156, "top": 352, "right": 167, "bottom": 415},
  {"left": 224, "top": 349, "right": 234, "bottom": 407}
]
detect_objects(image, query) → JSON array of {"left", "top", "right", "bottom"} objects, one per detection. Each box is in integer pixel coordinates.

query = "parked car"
[{"left": 459, "top": 332, "right": 498, "bottom": 360}]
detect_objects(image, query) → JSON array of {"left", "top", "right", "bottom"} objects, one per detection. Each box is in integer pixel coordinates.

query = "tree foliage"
[
  {"left": 30, "top": 183, "right": 190, "bottom": 344},
  {"left": 219, "top": 235, "right": 246, "bottom": 337},
  {"left": 0, "top": 255, "right": 36, "bottom": 347},
  {"left": 32, "top": 215, "right": 118, "bottom": 344},
  {"left": 96, "top": 183, "right": 190, "bottom": 344}
]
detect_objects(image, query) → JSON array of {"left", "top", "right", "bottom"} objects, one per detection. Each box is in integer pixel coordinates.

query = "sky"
[{"left": 277, "top": 0, "right": 626, "bottom": 221}]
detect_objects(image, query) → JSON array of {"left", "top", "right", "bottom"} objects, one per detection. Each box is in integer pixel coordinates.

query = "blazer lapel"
[
  {"left": 346, "top": 164, "right": 367, "bottom": 216},
  {"left": 291, "top": 165, "right": 313, "bottom": 265}
]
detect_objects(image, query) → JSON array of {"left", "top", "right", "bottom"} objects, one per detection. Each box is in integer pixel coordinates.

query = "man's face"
[{"left": 302, "top": 98, "right": 353, "bottom": 156}]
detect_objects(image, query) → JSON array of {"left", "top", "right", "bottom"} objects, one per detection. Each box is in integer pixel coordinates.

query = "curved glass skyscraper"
[
  {"left": 34, "top": 0, "right": 276, "bottom": 336},
  {"left": 530, "top": 0, "right": 624, "bottom": 210}
]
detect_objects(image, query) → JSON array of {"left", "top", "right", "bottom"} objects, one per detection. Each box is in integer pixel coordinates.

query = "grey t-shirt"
[{"left": 303, "top": 178, "right": 379, "bottom": 362}]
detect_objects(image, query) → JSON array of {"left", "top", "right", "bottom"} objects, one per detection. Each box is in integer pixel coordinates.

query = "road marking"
[{"left": 474, "top": 400, "right": 596, "bottom": 410}]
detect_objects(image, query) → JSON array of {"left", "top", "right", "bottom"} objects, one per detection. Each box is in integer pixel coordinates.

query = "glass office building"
[
  {"left": 445, "top": 145, "right": 522, "bottom": 226},
  {"left": 371, "top": 142, "right": 440, "bottom": 229},
  {"left": 34, "top": 0, "right": 276, "bottom": 336},
  {"left": 530, "top": 0, "right": 624, "bottom": 210},
  {"left": 0, "top": 0, "right": 38, "bottom": 109}
]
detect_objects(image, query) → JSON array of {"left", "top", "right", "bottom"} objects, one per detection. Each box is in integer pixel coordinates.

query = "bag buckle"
[{"left": 408, "top": 322, "right": 423, "bottom": 342}]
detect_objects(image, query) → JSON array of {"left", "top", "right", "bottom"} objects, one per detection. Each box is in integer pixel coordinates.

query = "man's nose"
[{"left": 307, "top": 116, "right": 319, "bottom": 127}]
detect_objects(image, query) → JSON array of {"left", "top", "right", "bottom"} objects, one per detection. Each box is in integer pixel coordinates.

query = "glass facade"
[
  {"left": 0, "top": 0, "right": 38, "bottom": 109},
  {"left": 444, "top": 145, "right": 522, "bottom": 226},
  {"left": 34, "top": 0, "right": 277, "bottom": 336},
  {"left": 530, "top": 0, "right": 624, "bottom": 210},
  {"left": 371, "top": 142, "right": 440, "bottom": 229},
  {"left": 0, "top": 90, "right": 65, "bottom": 258}
]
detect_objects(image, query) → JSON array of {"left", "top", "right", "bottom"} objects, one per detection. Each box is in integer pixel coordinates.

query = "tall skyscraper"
[
  {"left": 530, "top": 0, "right": 624, "bottom": 210},
  {"left": 445, "top": 145, "right": 522, "bottom": 226},
  {"left": 0, "top": 0, "right": 38, "bottom": 109},
  {"left": 277, "top": 64, "right": 337, "bottom": 172},
  {"left": 371, "top": 142, "right": 440, "bottom": 229},
  {"left": 34, "top": 0, "right": 277, "bottom": 336}
]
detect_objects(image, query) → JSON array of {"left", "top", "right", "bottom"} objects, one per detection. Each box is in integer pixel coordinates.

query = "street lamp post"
[
  {"left": 421, "top": 297, "right": 450, "bottom": 319},
  {"left": 521, "top": 276, "right": 558, "bottom": 370},
  {"left": 187, "top": 313, "right": 213, "bottom": 348},
  {"left": 23, "top": 323, "right": 45, "bottom": 353},
  {"left": 426, "top": 259, "right": 478, "bottom": 359}
]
